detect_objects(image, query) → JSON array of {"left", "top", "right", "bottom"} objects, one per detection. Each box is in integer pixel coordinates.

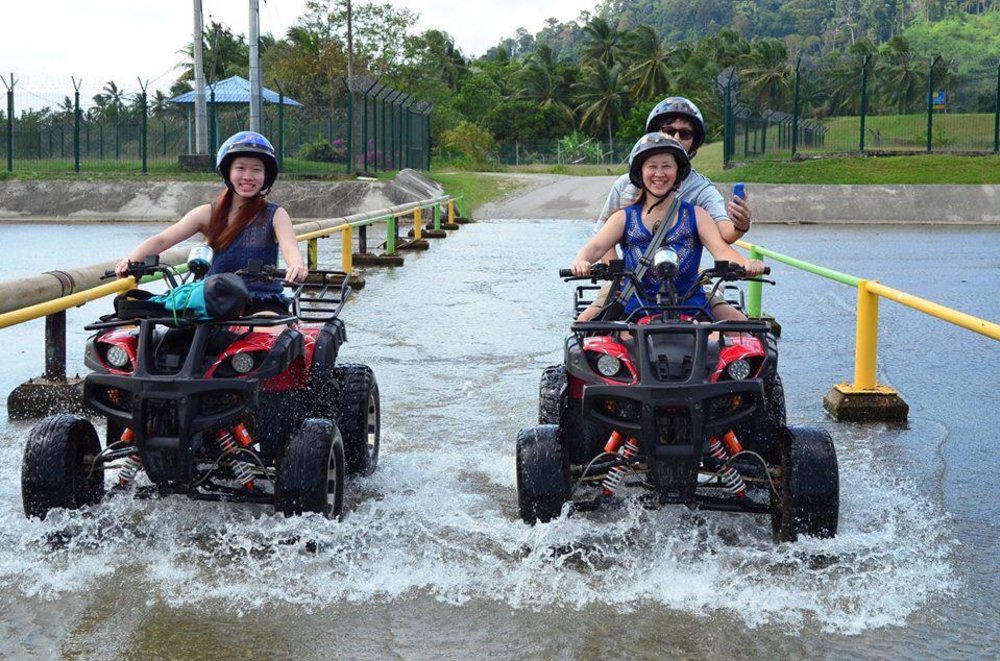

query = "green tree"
[
  {"left": 740, "top": 38, "right": 793, "bottom": 108},
  {"left": 875, "top": 35, "right": 924, "bottom": 113},
  {"left": 621, "top": 25, "right": 673, "bottom": 101},
  {"left": 573, "top": 61, "right": 629, "bottom": 155},
  {"left": 516, "top": 45, "right": 575, "bottom": 123},
  {"left": 581, "top": 16, "right": 623, "bottom": 68}
]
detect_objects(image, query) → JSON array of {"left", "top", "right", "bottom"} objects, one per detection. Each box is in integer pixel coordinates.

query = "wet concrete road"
[{"left": 0, "top": 220, "right": 998, "bottom": 659}]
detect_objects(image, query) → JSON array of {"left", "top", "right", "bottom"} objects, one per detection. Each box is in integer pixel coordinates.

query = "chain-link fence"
[
  {"left": 0, "top": 74, "right": 432, "bottom": 176},
  {"left": 484, "top": 140, "right": 631, "bottom": 167},
  {"left": 720, "top": 58, "right": 1000, "bottom": 165}
]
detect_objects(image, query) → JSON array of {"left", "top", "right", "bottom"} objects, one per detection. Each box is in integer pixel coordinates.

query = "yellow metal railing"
[{"left": 737, "top": 239, "right": 1000, "bottom": 395}]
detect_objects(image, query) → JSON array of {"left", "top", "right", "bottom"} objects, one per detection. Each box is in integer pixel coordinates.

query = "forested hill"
[
  {"left": 502, "top": 0, "right": 1000, "bottom": 61},
  {"left": 601, "top": 0, "right": 1000, "bottom": 48}
]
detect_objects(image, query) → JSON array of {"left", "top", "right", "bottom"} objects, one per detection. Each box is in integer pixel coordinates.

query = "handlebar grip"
[
  {"left": 559, "top": 269, "right": 574, "bottom": 278},
  {"left": 762, "top": 266, "right": 770, "bottom": 275}
]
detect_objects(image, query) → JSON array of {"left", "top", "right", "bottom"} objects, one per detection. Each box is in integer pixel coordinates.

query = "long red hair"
[{"left": 205, "top": 188, "right": 267, "bottom": 252}]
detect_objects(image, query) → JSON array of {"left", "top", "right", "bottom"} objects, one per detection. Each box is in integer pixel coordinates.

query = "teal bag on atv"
[{"left": 146, "top": 273, "right": 250, "bottom": 321}]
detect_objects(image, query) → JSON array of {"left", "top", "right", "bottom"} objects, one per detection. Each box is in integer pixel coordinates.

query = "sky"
[{"left": 1, "top": 0, "right": 596, "bottom": 107}]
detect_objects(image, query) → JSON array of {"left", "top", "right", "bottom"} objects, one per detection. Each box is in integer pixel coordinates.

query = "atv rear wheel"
[
  {"left": 22, "top": 414, "right": 106, "bottom": 520},
  {"left": 538, "top": 365, "right": 565, "bottom": 425},
  {"left": 771, "top": 425, "right": 839, "bottom": 542},
  {"left": 516, "top": 425, "right": 572, "bottom": 524},
  {"left": 333, "top": 364, "right": 380, "bottom": 476},
  {"left": 275, "top": 418, "right": 345, "bottom": 519}
]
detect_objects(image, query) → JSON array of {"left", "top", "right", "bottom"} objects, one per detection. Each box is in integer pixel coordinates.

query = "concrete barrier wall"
[{"left": 0, "top": 169, "right": 445, "bottom": 222}]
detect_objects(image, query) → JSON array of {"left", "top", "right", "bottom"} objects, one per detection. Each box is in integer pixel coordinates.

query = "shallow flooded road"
[{"left": 1, "top": 221, "right": 998, "bottom": 658}]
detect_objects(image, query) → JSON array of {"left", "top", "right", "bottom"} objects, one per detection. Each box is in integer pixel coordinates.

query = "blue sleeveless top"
[
  {"left": 207, "top": 201, "right": 289, "bottom": 307},
  {"left": 619, "top": 200, "right": 708, "bottom": 316}
]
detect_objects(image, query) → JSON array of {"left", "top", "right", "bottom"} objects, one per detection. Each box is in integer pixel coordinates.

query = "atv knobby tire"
[
  {"left": 22, "top": 414, "right": 106, "bottom": 520},
  {"left": 538, "top": 365, "right": 565, "bottom": 425},
  {"left": 516, "top": 425, "right": 572, "bottom": 524},
  {"left": 275, "top": 418, "right": 345, "bottom": 519},
  {"left": 333, "top": 364, "right": 380, "bottom": 476},
  {"left": 771, "top": 425, "right": 839, "bottom": 542}
]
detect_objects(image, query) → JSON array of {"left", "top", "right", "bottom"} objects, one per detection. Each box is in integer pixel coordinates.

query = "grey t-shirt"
[{"left": 594, "top": 169, "right": 727, "bottom": 232}]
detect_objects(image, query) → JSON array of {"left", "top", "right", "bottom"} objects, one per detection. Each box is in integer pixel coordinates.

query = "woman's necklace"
[{"left": 644, "top": 206, "right": 667, "bottom": 233}]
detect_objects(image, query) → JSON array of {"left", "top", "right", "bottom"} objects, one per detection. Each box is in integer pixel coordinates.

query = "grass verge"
[{"left": 426, "top": 172, "right": 532, "bottom": 216}]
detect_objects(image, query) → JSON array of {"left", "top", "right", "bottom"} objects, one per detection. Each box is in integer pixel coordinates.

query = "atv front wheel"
[
  {"left": 22, "top": 414, "right": 106, "bottom": 520},
  {"left": 771, "top": 425, "right": 839, "bottom": 542},
  {"left": 275, "top": 418, "right": 345, "bottom": 519},
  {"left": 516, "top": 425, "right": 572, "bottom": 524},
  {"left": 333, "top": 364, "right": 380, "bottom": 476}
]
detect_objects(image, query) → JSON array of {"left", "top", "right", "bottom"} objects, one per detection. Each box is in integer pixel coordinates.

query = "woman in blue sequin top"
[
  {"left": 569, "top": 134, "right": 764, "bottom": 319},
  {"left": 116, "top": 131, "right": 307, "bottom": 314}
]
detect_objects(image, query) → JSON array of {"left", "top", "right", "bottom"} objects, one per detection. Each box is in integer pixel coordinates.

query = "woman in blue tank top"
[
  {"left": 569, "top": 134, "right": 764, "bottom": 318},
  {"left": 115, "top": 131, "right": 307, "bottom": 314}
]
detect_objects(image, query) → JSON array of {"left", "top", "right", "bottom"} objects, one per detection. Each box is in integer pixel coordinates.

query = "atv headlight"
[
  {"left": 229, "top": 352, "right": 257, "bottom": 374},
  {"left": 106, "top": 345, "right": 131, "bottom": 369},
  {"left": 596, "top": 354, "right": 622, "bottom": 377},
  {"left": 726, "top": 358, "right": 752, "bottom": 380}
]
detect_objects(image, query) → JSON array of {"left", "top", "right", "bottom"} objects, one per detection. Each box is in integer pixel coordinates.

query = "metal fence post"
[
  {"left": 994, "top": 63, "right": 999, "bottom": 154},
  {"left": 791, "top": 57, "right": 801, "bottom": 157},
  {"left": 139, "top": 83, "right": 148, "bottom": 174},
  {"left": 859, "top": 54, "right": 870, "bottom": 153},
  {"left": 926, "top": 56, "right": 940, "bottom": 153},
  {"left": 4, "top": 74, "right": 15, "bottom": 172},
  {"left": 346, "top": 86, "right": 353, "bottom": 173},
  {"left": 425, "top": 112, "right": 432, "bottom": 170},
  {"left": 278, "top": 89, "right": 285, "bottom": 171},
  {"left": 73, "top": 79, "right": 81, "bottom": 173}
]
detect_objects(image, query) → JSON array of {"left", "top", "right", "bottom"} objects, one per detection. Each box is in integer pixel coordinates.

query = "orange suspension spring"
[
  {"left": 216, "top": 425, "right": 256, "bottom": 489},
  {"left": 707, "top": 432, "right": 746, "bottom": 498},
  {"left": 603, "top": 437, "right": 640, "bottom": 495}
]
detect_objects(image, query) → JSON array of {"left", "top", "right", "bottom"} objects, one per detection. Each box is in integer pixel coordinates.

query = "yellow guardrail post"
[
  {"left": 448, "top": 199, "right": 455, "bottom": 224},
  {"left": 823, "top": 279, "right": 908, "bottom": 422},
  {"left": 341, "top": 226, "right": 353, "bottom": 274},
  {"left": 854, "top": 280, "right": 879, "bottom": 389},
  {"left": 308, "top": 238, "right": 318, "bottom": 270},
  {"left": 413, "top": 206, "right": 423, "bottom": 240}
]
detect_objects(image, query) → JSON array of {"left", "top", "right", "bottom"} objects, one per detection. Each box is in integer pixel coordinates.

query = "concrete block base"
[
  {"left": 439, "top": 223, "right": 461, "bottom": 230},
  {"left": 823, "top": 383, "right": 909, "bottom": 422},
  {"left": 352, "top": 252, "right": 404, "bottom": 267},
  {"left": 398, "top": 239, "right": 430, "bottom": 251},
  {"left": 8, "top": 376, "right": 85, "bottom": 420},
  {"left": 407, "top": 228, "right": 447, "bottom": 239},
  {"left": 177, "top": 154, "right": 214, "bottom": 172},
  {"left": 455, "top": 217, "right": 474, "bottom": 224}
]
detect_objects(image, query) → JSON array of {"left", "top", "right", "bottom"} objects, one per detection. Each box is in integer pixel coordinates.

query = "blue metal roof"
[{"left": 169, "top": 75, "right": 303, "bottom": 106}]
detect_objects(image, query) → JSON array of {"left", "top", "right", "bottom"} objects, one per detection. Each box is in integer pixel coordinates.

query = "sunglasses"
[{"left": 660, "top": 126, "right": 695, "bottom": 141}]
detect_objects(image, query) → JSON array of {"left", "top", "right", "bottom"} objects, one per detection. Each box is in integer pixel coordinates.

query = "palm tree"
[
  {"left": 92, "top": 81, "right": 126, "bottom": 123},
  {"left": 516, "top": 45, "right": 575, "bottom": 122},
  {"left": 621, "top": 25, "right": 672, "bottom": 101},
  {"left": 740, "top": 38, "right": 793, "bottom": 110},
  {"left": 581, "top": 17, "right": 622, "bottom": 69},
  {"left": 573, "top": 61, "right": 629, "bottom": 159},
  {"left": 875, "top": 36, "right": 924, "bottom": 114}
]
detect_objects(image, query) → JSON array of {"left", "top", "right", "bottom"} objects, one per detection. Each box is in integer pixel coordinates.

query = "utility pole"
[
  {"left": 193, "top": 0, "right": 208, "bottom": 154},
  {"left": 249, "top": 0, "right": 262, "bottom": 131},
  {"left": 347, "top": 0, "right": 354, "bottom": 80}
]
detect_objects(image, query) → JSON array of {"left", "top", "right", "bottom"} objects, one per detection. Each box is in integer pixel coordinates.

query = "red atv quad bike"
[
  {"left": 517, "top": 251, "right": 838, "bottom": 542},
  {"left": 21, "top": 253, "right": 380, "bottom": 521}
]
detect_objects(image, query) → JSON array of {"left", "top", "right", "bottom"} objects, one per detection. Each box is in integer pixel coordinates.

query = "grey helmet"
[
  {"left": 627, "top": 133, "right": 691, "bottom": 192},
  {"left": 645, "top": 96, "right": 706, "bottom": 151}
]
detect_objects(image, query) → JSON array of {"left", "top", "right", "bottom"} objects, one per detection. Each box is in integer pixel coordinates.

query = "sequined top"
[
  {"left": 619, "top": 200, "right": 708, "bottom": 316},
  {"left": 207, "top": 201, "right": 289, "bottom": 307}
]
